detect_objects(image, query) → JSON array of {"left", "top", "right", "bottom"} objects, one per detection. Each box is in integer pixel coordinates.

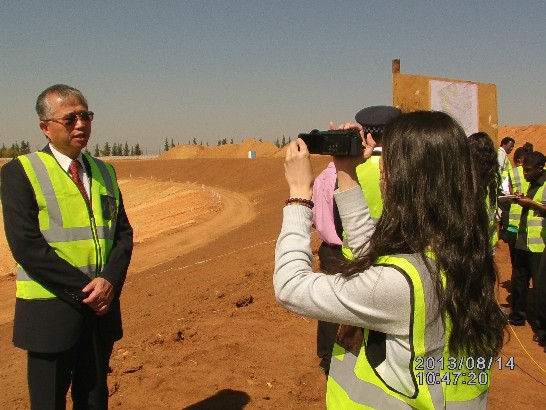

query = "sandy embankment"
[{"left": 0, "top": 177, "right": 256, "bottom": 325}]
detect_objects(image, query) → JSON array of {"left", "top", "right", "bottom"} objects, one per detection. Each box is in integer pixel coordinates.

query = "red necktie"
[{"left": 69, "top": 160, "right": 90, "bottom": 204}]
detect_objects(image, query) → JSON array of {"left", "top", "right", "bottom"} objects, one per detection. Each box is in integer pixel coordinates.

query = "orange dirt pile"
[{"left": 159, "top": 139, "right": 286, "bottom": 160}]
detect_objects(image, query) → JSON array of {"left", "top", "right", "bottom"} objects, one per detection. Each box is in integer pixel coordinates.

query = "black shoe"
[{"left": 534, "top": 334, "right": 546, "bottom": 346}]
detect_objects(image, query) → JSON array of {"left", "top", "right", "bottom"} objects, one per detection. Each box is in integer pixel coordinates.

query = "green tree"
[
  {"left": 94, "top": 144, "right": 100, "bottom": 156},
  {"left": 123, "top": 141, "right": 129, "bottom": 156},
  {"left": 164, "top": 138, "right": 169, "bottom": 152},
  {"left": 170, "top": 139, "right": 175, "bottom": 149},
  {"left": 101, "top": 142, "right": 111, "bottom": 157},
  {"left": 134, "top": 143, "right": 142, "bottom": 156},
  {"left": 20, "top": 140, "right": 31, "bottom": 154}
]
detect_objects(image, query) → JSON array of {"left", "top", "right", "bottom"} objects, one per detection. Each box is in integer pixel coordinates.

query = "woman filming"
[{"left": 274, "top": 111, "right": 506, "bottom": 409}]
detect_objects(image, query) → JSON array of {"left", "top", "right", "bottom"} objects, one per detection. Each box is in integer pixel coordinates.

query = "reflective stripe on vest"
[
  {"left": 525, "top": 184, "right": 546, "bottom": 252},
  {"left": 342, "top": 157, "right": 382, "bottom": 260},
  {"left": 326, "top": 255, "right": 489, "bottom": 409},
  {"left": 509, "top": 166, "right": 526, "bottom": 194},
  {"left": 508, "top": 166, "right": 528, "bottom": 228},
  {"left": 15, "top": 152, "right": 120, "bottom": 299}
]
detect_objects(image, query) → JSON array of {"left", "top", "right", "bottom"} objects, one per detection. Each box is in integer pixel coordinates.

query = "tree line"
[
  {"left": 89, "top": 142, "right": 142, "bottom": 157},
  {"left": 0, "top": 141, "right": 144, "bottom": 158},
  {"left": 0, "top": 141, "right": 31, "bottom": 158}
]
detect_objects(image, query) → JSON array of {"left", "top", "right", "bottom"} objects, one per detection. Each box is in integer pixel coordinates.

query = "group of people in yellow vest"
[
  {"left": 498, "top": 138, "right": 546, "bottom": 351},
  {"left": 275, "top": 106, "right": 505, "bottom": 409}
]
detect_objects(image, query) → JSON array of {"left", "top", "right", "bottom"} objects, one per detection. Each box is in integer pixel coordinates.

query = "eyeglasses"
[{"left": 43, "top": 111, "right": 94, "bottom": 126}]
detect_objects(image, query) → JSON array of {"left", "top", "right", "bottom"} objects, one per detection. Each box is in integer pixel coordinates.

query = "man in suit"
[{"left": 1, "top": 84, "right": 133, "bottom": 409}]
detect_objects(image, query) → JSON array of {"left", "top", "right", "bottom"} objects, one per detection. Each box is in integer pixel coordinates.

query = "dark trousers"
[
  {"left": 505, "top": 231, "right": 517, "bottom": 268},
  {"left": 534, "top": 252, "right": 546, "bottom": 339},
  {"left": 27, "top": 322, "right": 114, "bottom": 410},
  {"left": 316, "top": 242, "right": 345, "bottom": 374},
  {"left": 510, "top": 249, "right": 542, "bottom": 322}
]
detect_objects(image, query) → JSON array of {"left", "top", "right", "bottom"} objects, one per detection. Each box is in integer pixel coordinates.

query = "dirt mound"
[
  {"left": 159, "top": 139, "right": 281, "bottom": 159},
  {"left": 499, "top": 124, "right": 546, "bottom": 154}
]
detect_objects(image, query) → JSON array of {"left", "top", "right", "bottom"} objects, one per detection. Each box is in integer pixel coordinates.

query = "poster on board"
[{"left": 430, "top": 80, "right": 478, "bottom": 136}]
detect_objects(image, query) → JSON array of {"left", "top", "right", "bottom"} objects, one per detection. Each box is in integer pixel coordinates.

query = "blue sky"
[{"left": 1, "top": 1, "right": 545, "bottom": 153}]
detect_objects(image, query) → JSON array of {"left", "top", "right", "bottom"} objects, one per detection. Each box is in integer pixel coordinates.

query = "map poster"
[{"left": 430, "top": 80, "right": 478, "bottom": 136}]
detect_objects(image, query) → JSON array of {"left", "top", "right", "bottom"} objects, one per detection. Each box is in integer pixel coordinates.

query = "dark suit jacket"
[{"left": 1, "top": 146, "right": 133, "bottom": 353}]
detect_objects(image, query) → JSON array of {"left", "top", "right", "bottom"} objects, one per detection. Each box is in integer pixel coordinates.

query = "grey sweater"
[
  {"left": 275, "top": 186, "right": 413, "bottom": 334},
  {"left": 274, "top": 186, "right": 480, "bottom": 403}
]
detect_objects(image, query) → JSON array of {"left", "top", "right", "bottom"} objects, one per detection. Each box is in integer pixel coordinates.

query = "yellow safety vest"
[
  {"left": 326, "top": 255, "right": 490, "bottom": 409},
  {"left": 524, "top": 183, "right": 546, "bottom": 252},
  {"left": 342, "top": 156, "right": 382, "bottom": 260},
  {"left": 508, "top": 166, "right": 529, "bottom": 231},
  {"left": 15, "top": 152, "right": 120, "bottom": 299},
  {"left": 498, "top": 148, "right": 511, "bottom": 181}
]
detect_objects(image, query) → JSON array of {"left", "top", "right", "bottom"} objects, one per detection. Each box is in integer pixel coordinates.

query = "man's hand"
[
  {"left": 82, "top": 277, "right": 114, "bottom": 316},
  {"left": 328, "top": 121, "right": 376, "bottom": 192},
  {"left": 515, "top": 196, "right": 529, "bottom": 207},
  {"left": 515, "top": 195, "right": 546, "bottom": 216}
]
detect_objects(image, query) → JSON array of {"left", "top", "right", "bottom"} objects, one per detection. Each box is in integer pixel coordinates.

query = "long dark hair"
[
  {"left": 344, "top": 111, "right": 505, "bottom": 358},
  {"left": 468, "top": 132, "right": 499, "bottom": 212}
]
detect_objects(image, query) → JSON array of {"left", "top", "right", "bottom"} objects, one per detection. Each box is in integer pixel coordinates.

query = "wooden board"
[{"left": 392, "top": 72, "right": 498, "bottom": 142}]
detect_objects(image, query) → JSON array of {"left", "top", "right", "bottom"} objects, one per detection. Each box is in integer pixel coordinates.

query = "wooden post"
[
  {"left": 392, "top": 59, "right": 400, "bottom": 74},
  {"left": 392, "top": 59, "right": 400, "bottom": 107}
]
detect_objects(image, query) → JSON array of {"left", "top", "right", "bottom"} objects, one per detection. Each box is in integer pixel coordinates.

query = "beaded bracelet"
[{"left": 285, "top": 198, "right": 314, "bottom": 209}]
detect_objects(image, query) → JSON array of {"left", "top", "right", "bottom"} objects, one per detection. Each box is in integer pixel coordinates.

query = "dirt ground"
[{"left": 1, "top": 128, "right": 546, "bottom": 409}]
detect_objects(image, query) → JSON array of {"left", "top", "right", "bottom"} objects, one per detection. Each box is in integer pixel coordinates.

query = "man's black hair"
[
  {"left": 523, "top": 151, "right": 545, "bottom": 168},
  {"left": 500, "top": 136, "right": 515, "bottom": 146}
]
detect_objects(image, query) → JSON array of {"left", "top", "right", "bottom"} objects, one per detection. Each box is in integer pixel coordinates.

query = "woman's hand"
[{"left": 284, "top": 139, "right": 314, "bottom": 200}]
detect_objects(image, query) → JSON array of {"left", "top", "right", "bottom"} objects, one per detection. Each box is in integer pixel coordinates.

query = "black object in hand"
[{"left": 298, "top": 130, "right": 363, "bottom": 156}]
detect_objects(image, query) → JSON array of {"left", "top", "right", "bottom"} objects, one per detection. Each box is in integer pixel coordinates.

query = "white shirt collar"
[{"left": 48, "top": 144, "right": 84, "bottom": 172}]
